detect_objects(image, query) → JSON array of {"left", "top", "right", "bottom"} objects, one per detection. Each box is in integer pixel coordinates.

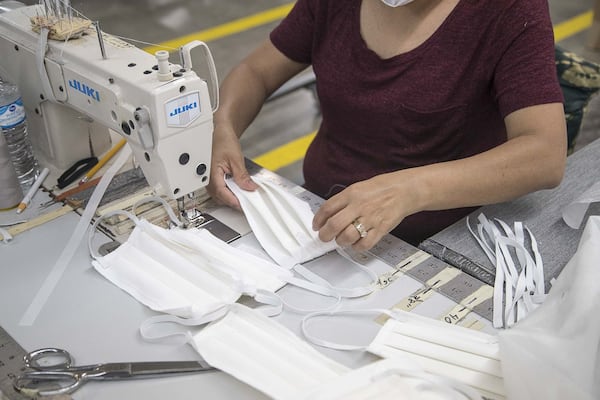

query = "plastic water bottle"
[
  {"left": 0, "top": 79, "right": 39, "bottom": 191},
  {"left": 0, "top": 131, "right": 22, "bottom": 209}
]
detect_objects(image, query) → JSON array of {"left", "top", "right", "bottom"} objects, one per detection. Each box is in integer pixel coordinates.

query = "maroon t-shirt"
[{"left": 270, "top": 0, "right": 563, "bottom": 245}]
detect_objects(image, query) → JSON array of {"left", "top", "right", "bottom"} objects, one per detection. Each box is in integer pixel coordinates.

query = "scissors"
[{"left": 13, "top": 348, "right": 216, "bottom": 397}]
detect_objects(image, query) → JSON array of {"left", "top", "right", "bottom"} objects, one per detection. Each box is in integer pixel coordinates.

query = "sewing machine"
[{"left": 0, "top": 4, "right": 218, "bottom": 198}]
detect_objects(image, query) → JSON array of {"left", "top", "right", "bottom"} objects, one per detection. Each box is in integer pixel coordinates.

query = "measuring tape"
[
  {"left": 247, "top": 161, "right": 495, "bottom": 323},
  {"left": 0, "top": 326, "right": 28, "bottom": 400}
]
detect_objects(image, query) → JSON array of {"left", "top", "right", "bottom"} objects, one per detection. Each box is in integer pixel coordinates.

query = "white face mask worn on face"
[
  {"left": 301, "top": 308, "right": 502, "bottom": 399},
  {"left": 226, "top": 174, "right": 380, "bottom": 300},
  {"left": 380, "top": 0, "right": 416, "bottom": 7}
]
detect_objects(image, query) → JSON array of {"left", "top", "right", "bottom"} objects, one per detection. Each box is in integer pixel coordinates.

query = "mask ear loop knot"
[
  {"left": 88, "top": 210, "right": 140, "bottom": 259},
  {"left": 132, "top": 196, "right": 183, "bottom": 228}
]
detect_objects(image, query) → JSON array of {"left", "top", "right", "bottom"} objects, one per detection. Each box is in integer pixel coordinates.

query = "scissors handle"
[
  {"left": 13, "top": 370, "right": 84, "bottom": 397},
  {"left": 25, "top": 348, "right": 73, "bottom": 371}
]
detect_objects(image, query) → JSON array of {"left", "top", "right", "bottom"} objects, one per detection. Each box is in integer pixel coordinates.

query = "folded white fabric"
[
  {"left": 190, "top": 304, "right": 349, "bottom": 400},
  {"left": 226, "top": 174, "right": 337, "bottom": 268}
]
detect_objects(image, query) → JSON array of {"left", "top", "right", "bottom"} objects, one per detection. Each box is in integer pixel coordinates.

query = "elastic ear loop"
[
  {"left": 278, "top": 247, "right": 379, "bottom": 314},
  {"left": 301, "top": 308, "right": 396, "bottom": 351},
  {"left": 132, "top": 196, "right": 183, "bottom": 228},
  {"left": 278, "top": 269, "right": 343, "bottom": 314},
  {"left": 139, "top": 305, "right": 231, "bottom": 345},
  {"left": 88, "top": 210, "right": 140, "bottom": 259}
]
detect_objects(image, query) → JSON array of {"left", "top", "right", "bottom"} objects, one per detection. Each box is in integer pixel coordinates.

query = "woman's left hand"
[{"left": 312, "top": 173, "right": 419, "bottom": 251}]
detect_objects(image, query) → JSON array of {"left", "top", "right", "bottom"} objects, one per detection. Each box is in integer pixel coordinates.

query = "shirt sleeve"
[
  {"left": 492, "top": 0, "right": 564, "bottom": 118},
  {"left": 269, "top": 0, "right": 317, "bottom": 64}
]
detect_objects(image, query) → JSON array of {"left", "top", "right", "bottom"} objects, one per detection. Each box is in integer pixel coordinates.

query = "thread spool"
[
  {"left": 155, "top": 50, "right": 173, "bottom": 82},
  {"left": 0, "top": 132, "right": 23, "bottom": 210}
]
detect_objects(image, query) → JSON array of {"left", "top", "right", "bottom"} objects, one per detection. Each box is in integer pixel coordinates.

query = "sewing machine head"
[{"left": 0, "top": 3, "right": 218, "bottom": 198}]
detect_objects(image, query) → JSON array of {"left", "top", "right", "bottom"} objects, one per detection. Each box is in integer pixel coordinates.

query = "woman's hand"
[
  {"left": 207, "top": 124, "right": 257, "bottom": 209},
  {"left": 312, "top": 172, "right": 420, "bottom": 251}
]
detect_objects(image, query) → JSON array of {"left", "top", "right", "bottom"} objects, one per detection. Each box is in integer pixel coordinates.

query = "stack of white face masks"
[
  {"left": 302, "top": 309, "right": 504, "bottom": 399},
  {"left": 467, "top": 214, "right": 545, "bottom": 328}
]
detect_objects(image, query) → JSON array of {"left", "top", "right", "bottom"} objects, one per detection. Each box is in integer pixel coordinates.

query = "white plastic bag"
[{"left": 498, "top": 216, "right": 600, "bottom": 400}]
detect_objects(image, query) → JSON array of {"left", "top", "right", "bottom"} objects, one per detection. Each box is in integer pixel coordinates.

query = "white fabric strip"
[
  {"left": 19, "top": 145, "right": 131, "bottom": 326},
  {"left": 467, "top": 214, "right": 544, "bottom": 328},
  {"left": 0, "top": 227, "right": 12, "bottom": 243}
]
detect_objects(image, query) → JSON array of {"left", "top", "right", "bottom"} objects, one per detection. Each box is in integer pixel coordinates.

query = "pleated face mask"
[
  {"left": 190, "top": 304, "right": 349, "bottom": 400},
  {"left": 302, "top": 309, "right": 501, "bottom": 400},
  {"left": 145, "top": 222, "right": 293, "bottom": 294},
  {"left": 91, "top": 216, "right": 245, "bottom": 320},
  {"left": 225, "top": 174, "right": 337, "bottom": 269}
]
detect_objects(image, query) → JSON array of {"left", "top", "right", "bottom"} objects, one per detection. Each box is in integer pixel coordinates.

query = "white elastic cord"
[
  {"left": 467, "top": 214, "right": 544, "bottom": 328},
  {"left": 140, "top": 305, "right": 230, "bottom": 344},
  {"left": 301, "top": 308, "right": 396, "bottom": 351},
  {"left": 132, "top": 196, "right": 182, "bottom": 228},
  {"left": 253, "top": 289, "right": 284, "bottom": 317},
  {"left": 280, "top": 268, "right": 342, "bottom": 314},
  {"left": 0, "top": 227, "right": 12, "bottom": 244},
  {"left": 19, "top": 145, "right": 131, "bottom": 326},
  {"left": 36, "top": 27, "right": 57, "bottom": 103},
  {"left": 87, "top": 209, "right": 140, "bottom": 259},
  {"left": 279, "top": 250, "right": 378, "bottom": 314}
]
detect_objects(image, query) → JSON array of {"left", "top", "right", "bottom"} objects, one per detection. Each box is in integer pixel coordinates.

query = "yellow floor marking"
[
  {"left": 554, "top": 10, "right": 594, "bottom": 42},
  {"left": 143, "top": 3, "right": 294, "bottom": 53},
  {"left": 252, "top": 131, "right": 316, "bottom": 171}
]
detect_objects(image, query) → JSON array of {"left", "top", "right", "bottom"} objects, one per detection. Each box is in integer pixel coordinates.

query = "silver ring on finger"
[{"left": 351, "top": 219, "right": 368, "bottom": 238}]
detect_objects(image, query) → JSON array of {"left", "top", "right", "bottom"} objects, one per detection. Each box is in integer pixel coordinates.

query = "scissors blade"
[{"left": 127, "top": 360, "right": 216, "bottom": 377}]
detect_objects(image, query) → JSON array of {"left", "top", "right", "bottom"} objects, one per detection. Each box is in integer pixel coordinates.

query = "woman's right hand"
[{"left": 207, "top": 123, "right": 258, "bottom": 209}]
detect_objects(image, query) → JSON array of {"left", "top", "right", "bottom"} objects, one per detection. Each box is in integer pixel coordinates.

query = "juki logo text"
[
  {"left": 69, "top": 79, "right": 100, "bottom": 102},
  {"left": 169, "top": 102, "right": 198, "bottom": 117}
]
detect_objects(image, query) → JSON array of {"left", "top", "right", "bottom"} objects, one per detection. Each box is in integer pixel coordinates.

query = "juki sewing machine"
[{"left": 0, "top": 3, "right": 218, "bottom": 199}]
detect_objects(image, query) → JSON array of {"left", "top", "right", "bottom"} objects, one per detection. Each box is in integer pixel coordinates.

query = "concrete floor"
[{"left": 16, "top": 0, "right": 600, "bottom": 185}]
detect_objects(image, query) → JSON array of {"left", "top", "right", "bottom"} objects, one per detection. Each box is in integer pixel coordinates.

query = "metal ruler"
[
  {"left": 0, "top": 326, "right": 28, "bottom": 400},
  {"left": 246, "top": 160, "right": 495, "bottom": 323}
]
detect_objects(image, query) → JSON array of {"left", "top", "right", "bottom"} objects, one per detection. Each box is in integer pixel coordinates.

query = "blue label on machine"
[
  {"left": 166, "top": 92, "right": 201, "bottom": 127},
  {"left": 0, "top": 98, "right": 26, "bottom": 129}
]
